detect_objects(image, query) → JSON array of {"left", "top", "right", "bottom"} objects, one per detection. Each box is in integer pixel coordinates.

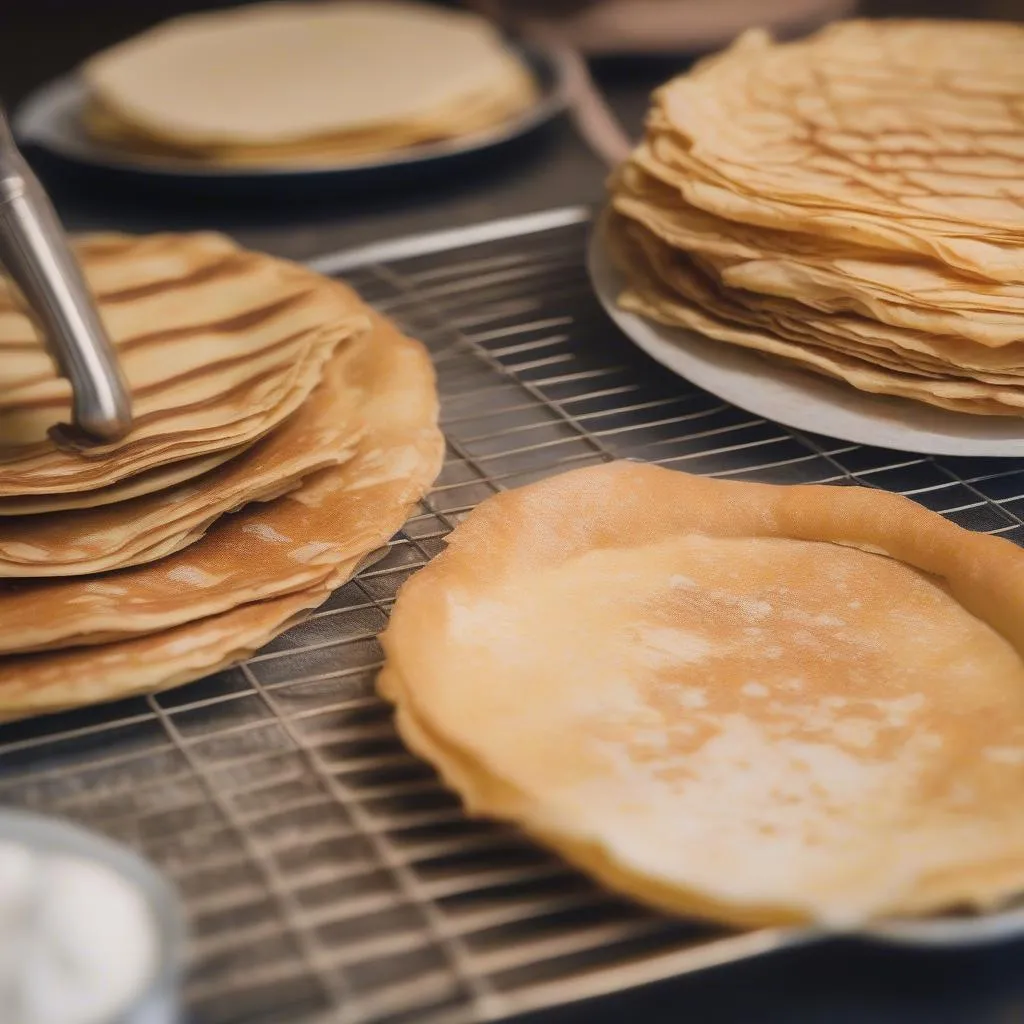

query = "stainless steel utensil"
[{"left": 0, "top": 106, "right": 131, "bottom": 442}]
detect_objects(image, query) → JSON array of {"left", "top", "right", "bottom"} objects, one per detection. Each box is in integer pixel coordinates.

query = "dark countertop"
[
  {"left": 6, "top": 0, "right": 1022, "bottom": 257},
  {"left": 534, "top": 937, "right": 1024, "bottom": 1024},
  {"left": 16, "top": 68, "right": 650, "bottom": 261},
  {"left": 25, "top": 118, "right": 612, "bottom": 261},
  {"left": 6, "top": 5, "right": 1024, "bottom": 1024}
]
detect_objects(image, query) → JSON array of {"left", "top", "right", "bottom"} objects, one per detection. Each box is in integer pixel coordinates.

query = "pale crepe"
[
  {"left": 607, "top": 21, "right": 1024, "bottom": 417},
  {"left": 0, "top": 235, "right": 368, "bottom": 494},
  {"left": 607, "top": 214, "right": 1024, "bottom": 417},
  {"left": 379, "top": 461, "right": 1024, "bottom": 928},
  {"left": 648, "top": 21, "right": 1024, "bottom": 282},
  {"left": 82, "top": 1, "right": 537, "bottom": 157},
  {"left": 614, "top": 162, "right": 1024, "bottom": 353},
  {"left": 83, "top": 55, "right": 537, "bottom": 167},
  {"left": 0, "top": 310, "right": 443, "bottom": 651}
]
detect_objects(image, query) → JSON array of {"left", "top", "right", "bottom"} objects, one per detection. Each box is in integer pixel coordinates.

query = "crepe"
[
  {"left": 379, "top": 461, "right": 1024, "bottom": 928},
  {"left": 81, "top": 1, "right": 538, "bottom": 165},
  {"left": 649, "top": 21, "right": 1024, "bottom": 282},
  {"left": 0, "top": 447, "right": 251, "bottom": 516},
  {"left": 83, "top": 57, "right": 537, "bottom": 167},
  {"left": 0, "top": 234, "right": 367, "bottom": 441},
  {"left": 608, "top": 214, "right": 1024, "bottom": 416},
  {"left": 615, "top": 163, "right": 1024, "bottom": 354},
  {"left": 0, "top": 310, "right": 443, "bottom": 651},
  {"left": 0, "top": 312, "right": 444, "bottom": 715},
  {"left": 0, "top": 234, "right": 368, "bottom": 494},
  {"left": 609, "top": 19, "right": 1024, "bottom": 416},
  {"left": 0, "top": 320, "right": 375, "bottom": 577},
  {"left": 0, "top": 587, "right": 332, "bottom": 721},
  {"left": 0, "top": 232, "right": 237, "bottom": 396}
]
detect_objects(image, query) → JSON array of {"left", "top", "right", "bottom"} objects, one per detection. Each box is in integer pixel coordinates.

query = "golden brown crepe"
[
  {"left": 0, "top": 341, "right": 367, "bottom": 577},
  {"left": 0, "top": 310, "right": 444, "bottom": 717},
  {"left": 0, "top": 587, "right": 331, "bottom": 720},
  {"left": 0, "top": 310, "right": 443, "bottom": 650},
  {"left": 0, "top": 447, "right": 250, "bottom": 516},
  {"left": 608, "top": 19, "right": 1024, "bottom": 416},
  {"left": 380, "top": 462, "right": 1024, "bottom": 928},
  {"left": 0, "top": 233, "right": 368, "bottom": 492}
]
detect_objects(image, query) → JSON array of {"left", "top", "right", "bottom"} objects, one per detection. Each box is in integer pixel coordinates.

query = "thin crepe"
[
  {"left": 0, "top": 333, "right": 368, "bottom": 577},
  {"left": 614, "top": 162, "right": 1024, "bottom": 354},
  {"left": 0, "top": 233, "right": 368, "bottom": 494},
  {"left": 82, "top": 1, "right": 537, "bottom": 160},
  {"left": 0, "top": 446, "right": 252, "bottom": 516},
  {"left": 0, "top": 587, "right": 332, "bottom": 721},
  {"left": 83, "top": 55, "right": 536, "bottom": 167},
  {"left": 0, "top": 311, "right": 444, "bottom": 715},
  {"left": 649, "top": 21, "right": 1024, "bottom": 282},
  {"left": 608, "top": 214, "right": 1024, "bottom": 416},
  {"left": 607, "top": 21, "right": 1024, "bottom": 418},
  {"left": 379, "top": 461, "right": 1024, "bottom": 928}
]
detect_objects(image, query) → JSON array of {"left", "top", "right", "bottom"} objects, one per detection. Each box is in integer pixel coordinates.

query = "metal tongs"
[{"left": 0, "top": 106, "right": 131, "bottom": 443}]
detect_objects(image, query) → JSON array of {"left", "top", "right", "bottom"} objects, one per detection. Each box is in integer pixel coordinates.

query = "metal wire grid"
[{"left": 0, "top": 210, "right": 1023, "bottom": 1024}]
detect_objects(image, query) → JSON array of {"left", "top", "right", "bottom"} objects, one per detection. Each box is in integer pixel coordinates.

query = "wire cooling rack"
[{"left": 2, "top": 207, "right": 1023, "bottom": 1024}]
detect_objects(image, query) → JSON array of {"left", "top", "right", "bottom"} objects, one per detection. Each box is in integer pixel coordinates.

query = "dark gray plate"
[{"left": 14, "top": 43, "right": 567, "bottom": 196}]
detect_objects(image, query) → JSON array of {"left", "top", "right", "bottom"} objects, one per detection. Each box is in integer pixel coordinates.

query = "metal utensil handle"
[{"left": 0, "top": 114, "right": 131, "bottom": 443}]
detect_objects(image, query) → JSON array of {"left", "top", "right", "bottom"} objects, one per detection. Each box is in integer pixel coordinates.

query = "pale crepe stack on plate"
[
  {"left": 80, "top": 1, "right": 538, "bottom": 168},
  {"left": 608, "top": 20, "right": 1024, "bottom": 417},
  {"left": 0, "top": 235, "right": 444, "bottom": 719},
  {"left": 380, "top": 462, "right": 1024, "bottom": 928}
]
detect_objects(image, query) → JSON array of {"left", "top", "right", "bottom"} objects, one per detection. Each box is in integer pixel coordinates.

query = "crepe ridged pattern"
[
  {"left": 0, "top": 236, "right": 444, "bottom": 720},
  {"left": 81, "top": 1, "right": 538, "bottom": 168},
  {"left": 609, "top": 20, "right": 1024, "bottom": 416}
]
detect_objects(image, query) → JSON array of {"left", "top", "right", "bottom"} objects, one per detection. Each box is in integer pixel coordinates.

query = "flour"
[{"left": 0, "top": 841, "right": 157, "bottom": 1024}]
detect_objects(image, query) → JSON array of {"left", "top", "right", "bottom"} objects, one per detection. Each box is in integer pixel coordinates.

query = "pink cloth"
[
  {"left": 475, "top": 0, "right": 856, "bottom": 54},
  {"left": 464, "top": 0, "right": 857, "bottom": 171}
]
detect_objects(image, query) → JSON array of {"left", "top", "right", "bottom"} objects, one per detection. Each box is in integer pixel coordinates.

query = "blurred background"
[
  {"left": 3, "top": 0, "right": 1022, "bottom": 110},
  {"left": 4, "top": 0, "right": 1023, "bottom": 254}
]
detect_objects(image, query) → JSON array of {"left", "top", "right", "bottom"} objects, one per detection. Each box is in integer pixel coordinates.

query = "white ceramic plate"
[
  {"left": 14, "top": 44, "right": 567, "bottom": 194},
  {"left": 588, "top": 215, "right": 1024, "bottom": 458}
]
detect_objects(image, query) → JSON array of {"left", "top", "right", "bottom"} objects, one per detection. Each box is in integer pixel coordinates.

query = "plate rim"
[
  {"left": 13, "top": 41, "right": 569, "bottom": 182},
  {"left": 587, "top": 211, "right": 1024, "bottom": 458}
]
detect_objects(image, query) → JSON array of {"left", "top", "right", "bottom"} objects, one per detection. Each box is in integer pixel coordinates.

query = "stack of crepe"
[
  {"left": 608, "top": 19, "right": 1024, "bottom": 417},
  {"left": 80, "top": 1, "right": 538, "bottom": 167},
  {"left": 0, "top": 234, "right": 444, "bottom": 719}
]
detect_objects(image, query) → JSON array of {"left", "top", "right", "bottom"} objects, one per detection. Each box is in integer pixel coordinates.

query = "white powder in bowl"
[{"left": 0, "top": 840, "right": 157, "bottom": 1024}]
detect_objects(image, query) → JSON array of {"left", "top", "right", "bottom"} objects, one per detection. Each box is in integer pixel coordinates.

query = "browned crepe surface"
[
  {"left": 0, "top": 233, "right": 368, "bottom": 493},
  {"left": 0, "top": 339, "right": 366, "bottom": 577},
  {"left": 0, "top": 310, "right": 444, "bottom": 715}
]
